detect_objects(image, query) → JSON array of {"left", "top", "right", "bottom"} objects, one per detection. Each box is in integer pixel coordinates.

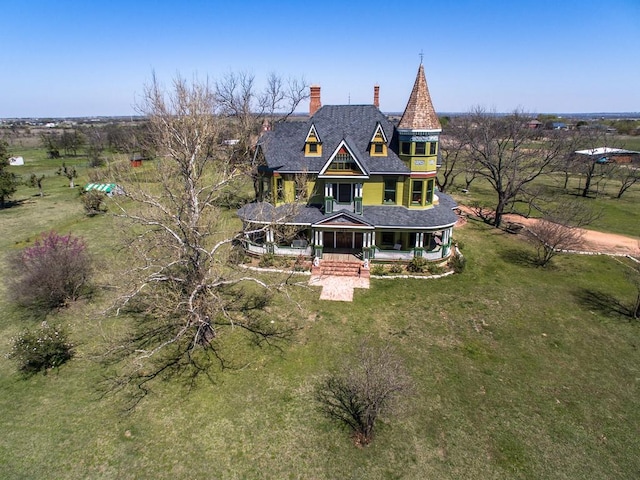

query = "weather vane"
[{"left": 419, "top": 50, "right": 424, "bottom": 64}]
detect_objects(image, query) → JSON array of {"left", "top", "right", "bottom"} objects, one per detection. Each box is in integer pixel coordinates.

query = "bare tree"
[
  {"left": 215, "top": 72, "right": 308, "bottom": 197},
  {"left": 525, "top": 200, "right": 599, "bottom": 266},
  {"left": 28, "top": 173, "right": 45, "bottom": 197},
  {"left": 56, "top": 163, "right": 77, "bottom": 188},
  {"left": 457, "top": 108, "right": 570, "bottom": 228},
  {"left": 315, "top": 341, "right": 412, "bottom": 446},
  {"left": 614, "top": 164, "right": 640, "bottom": 199},
  {"left": 105, "top": 74, "right": 299, "bottom": 401},
  {"left": 437, "top": 121, "right": 468, "bottom": 193}
]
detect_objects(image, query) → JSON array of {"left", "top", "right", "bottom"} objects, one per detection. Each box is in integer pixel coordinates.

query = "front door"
[{"left": 336, "top": 231, "right": 352, "bottom": 249}]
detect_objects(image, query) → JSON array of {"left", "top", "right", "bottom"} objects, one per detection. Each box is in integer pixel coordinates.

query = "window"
[
  {"left": 429, "top": 142, "right": 437, "bottom": 155},
  {"left": 336, "top": 183, "right": 353, "bottom": 203},
  {"left": 411, "top": 180, "right": 423, "bottom": 205},
  {"left": 383, "top": 178, "right": 396, "bottom": 204},
  {"left": 415, "top": 142, "right": 426, "bottom": 155},
  {"left": 309, "top": 143, "right": 318, "bottom": 153},
  {"left": 426, "top": 179, "right": 434, "bottom": 204},
  {"left": 374, "top": 143, "right": 384, "bottom": 154},
  {"left": 329, "top": 150, "right": 356, "bottom": 171},
  {"left": 381, "top": 232, "right": 395, "bottom": 246},
  {"left": 401, "top": 142, "right": 411, "bottom": 155},
  {"left": 276, "top": 177, "right": 284, "bottom": 202}
]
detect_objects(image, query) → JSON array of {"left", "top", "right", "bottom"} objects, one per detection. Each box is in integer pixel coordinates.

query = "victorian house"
[{"left": 237, "top": 64, "right": 458, "bottom": 262}]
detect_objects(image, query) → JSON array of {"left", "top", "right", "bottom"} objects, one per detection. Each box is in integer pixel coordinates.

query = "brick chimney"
[
  {"left": 373, "top": 84, "right": 380, "bottom": 108},
  {"left": 309, "top": 85, "right": 321, "bottom": 116}
]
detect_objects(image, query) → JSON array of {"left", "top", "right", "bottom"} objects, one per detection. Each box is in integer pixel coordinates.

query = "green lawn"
[
  {"left": 448, "top": 171, "right": 640, "bottom": 238},
  {"left": 1, "top": 160, "right": 640, "bottom": 478}
]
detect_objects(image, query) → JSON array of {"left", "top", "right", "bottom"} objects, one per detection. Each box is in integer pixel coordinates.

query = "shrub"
[
  {"left": 427, "top": 263, "right": 446, "bottom": 275},
  {"left": 388, "top": 263, "right": 404, "bottom": 274},
  {"left": 258, "top": 253, "right": 276, "bottom": 268},
  {"left": 371, "top": 264, "right": 386, "bottom": 276},
  {"left": 315, "top": 341, "right": 412, "bottom": 446},
  {"left": 8, "top": 321, "right": 74, "bottom": 375},
  {"left": 80, "top": 190, "right": 107, "bottom": 216},
  {"left": 450, "top": 253, "right": 466, "bottom": 273},
  {"left": 406, "top": 256, "right": 428, "bottom": 273},
  {"left": 8, "top": 231, "right": 92, "bottom": 311}
]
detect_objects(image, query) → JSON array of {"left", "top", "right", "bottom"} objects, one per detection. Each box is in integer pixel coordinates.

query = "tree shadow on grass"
[
  {"left": 572, "top": 287, "right": 632, "bottom": 319},
  {"left": 500, "top": 247, "right": 539, "bottom": 268}
]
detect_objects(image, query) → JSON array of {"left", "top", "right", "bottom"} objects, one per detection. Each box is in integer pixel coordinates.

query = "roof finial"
[{"left": 419, "top": 50, "right": 424, "bottom": 65}]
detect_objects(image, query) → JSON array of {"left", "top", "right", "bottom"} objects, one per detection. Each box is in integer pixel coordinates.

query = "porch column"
[
  {"left": 266, "top": 228, "right": 275, "bottom": 254},
  {"left": 442, "top": 228, "right": 452, "bottom": 258},
  {"left": 314, "top": 229, "right": 324, "bottom": 258}
]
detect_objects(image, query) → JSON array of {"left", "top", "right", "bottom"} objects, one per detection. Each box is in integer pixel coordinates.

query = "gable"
[
  {"left": 318, "top": 140, "right": 369, "bottom": 178},
  {"left": 314, "top": 211, "right": 373, "bottom": 228}
]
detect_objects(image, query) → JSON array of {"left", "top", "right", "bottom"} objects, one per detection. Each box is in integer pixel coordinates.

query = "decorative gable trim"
[
  {"left": 369, "top": 123, "right": 388, "bottom": 144},
  {"left": 318, "top": 139, "right": 369, "bottom": 178},
  {"left": 304, "top": 124, "right": 322, "bottom": 156},
  {"left": 313, "top": 211, "right": 374, "bottom": 228},
  {"left": 369, "top": 123, "right": 388, "bottom": 157},
  {"left": 305, "top": 124, "right": 321, "bottom": 143}
]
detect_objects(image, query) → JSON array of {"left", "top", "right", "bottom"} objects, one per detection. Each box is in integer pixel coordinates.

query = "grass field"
[{"left": 1, "top": 150, "right": 640, "bottom": 479}]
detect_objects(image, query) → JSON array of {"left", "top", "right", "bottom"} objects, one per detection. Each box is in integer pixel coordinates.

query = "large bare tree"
[
  {"left": 106, "top": 75, "right": 299, "bottom": 400},
  {"left": 215, "top": 71, "right": 308, "bottom": 196},
  {"left": 457, "top": 108, "right": 569, "bottom": 228}
]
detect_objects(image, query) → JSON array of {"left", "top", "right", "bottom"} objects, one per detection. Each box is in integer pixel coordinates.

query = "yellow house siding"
[{"left": 363, "top": 176, "right": 384, "bottom": 205}]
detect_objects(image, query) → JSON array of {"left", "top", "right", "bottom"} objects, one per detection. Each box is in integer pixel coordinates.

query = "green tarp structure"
[{"left": 84, "top": 183, "right": 123, "bottom": 195}]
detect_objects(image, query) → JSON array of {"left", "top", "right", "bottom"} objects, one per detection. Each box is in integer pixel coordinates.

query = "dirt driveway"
[{"left": 457, "top": 205, "right": 640, "bottom": 257}]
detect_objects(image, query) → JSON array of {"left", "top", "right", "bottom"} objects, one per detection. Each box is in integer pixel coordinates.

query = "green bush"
[
  {"left": 258, "top": 254, "right": 276, "bottom": 268},
  {"left": 427, "top": 263, "right": 446, "bottom": 275},
  {"left": 450, "top": 253, "right": 467, "bottom": 273},
  {"left": 8, "top": 322, "right": 74, "bottom": 375},
  {"left": 371, "top": 264, "right": 386, "bottom": 276},
  {"left": 389, "top": 263, "right": 404, "bottom": 274},
  {"left": 406, "top": 256, "right": 428, "bottom": 273},
  {"left": 80, "top": 190, "right": 107, "bottom": 216}
]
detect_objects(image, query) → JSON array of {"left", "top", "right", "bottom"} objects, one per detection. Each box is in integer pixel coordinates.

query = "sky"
[{"left": 1, "top": 0, "right": 639, "bottom": 118}]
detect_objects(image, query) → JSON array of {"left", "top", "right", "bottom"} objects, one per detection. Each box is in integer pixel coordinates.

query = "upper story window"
[
  {"left": 401, "top": 142, "right": 411, "bottom": 155},
  {"left": 305, "top": 124, "right": 322, "bottom": 156},
  {"left": 328, "top": 148, "right": 357, "bottom": 171},
  {"left": 369, "top": 124, "right": 388, "bottom": 156},
  {"left": 411, "top": 180, "right": 423, "bottom": 205},
  {"left": 430, "top": 142, "right": 437, "bottom": 155},
  {"left": 415, "top": 142, "right": 426, "bottom": 155},
  {"left": 383, "top": 178, "right": 396, "bottom": 204},
  {"left": 276, "top": 177, "right": 284, "bottom": 202}
]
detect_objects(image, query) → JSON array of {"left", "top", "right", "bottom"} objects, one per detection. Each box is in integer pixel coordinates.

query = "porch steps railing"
[{"left": 312, "top": 260, "right": 370, "bottom": 278}]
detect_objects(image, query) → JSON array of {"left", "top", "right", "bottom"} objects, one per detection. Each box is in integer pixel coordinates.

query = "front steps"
[{"left": 312, "top": 259, "right": 370, "bottom": 278}]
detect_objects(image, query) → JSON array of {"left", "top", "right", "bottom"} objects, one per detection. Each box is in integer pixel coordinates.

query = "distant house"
[
  {"left": 527, "top": 119, "right": 543, "bottom": 129},
  {"left": 237, "top": 64, "right": 458, "bottom": 262},
  {"left": 550, "top": 122, "right": 567, "bottom": 130},
  {"left": 574, "top": 147, "right": 640, "bottom": 164}
]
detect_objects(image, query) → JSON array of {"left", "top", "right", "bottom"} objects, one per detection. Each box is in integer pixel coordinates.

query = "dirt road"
[{"left": 457, "top": 205, "right": 640, "bottom": 257}]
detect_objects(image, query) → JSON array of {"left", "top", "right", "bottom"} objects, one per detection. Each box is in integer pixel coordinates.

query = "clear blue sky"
[{"left": 1, "top": 0, "right": 639, "bottom": 117}]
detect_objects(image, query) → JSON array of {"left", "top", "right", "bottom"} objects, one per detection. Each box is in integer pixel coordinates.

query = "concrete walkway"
[{"left": 309, "top": 274, "right": 370, "bottom": 301}]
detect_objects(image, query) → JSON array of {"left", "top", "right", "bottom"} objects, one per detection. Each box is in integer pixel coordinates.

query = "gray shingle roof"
[
  {"left": 259, "top": 105, "right": 410, "bottom": 175},
  {"left": 238, "top": 192, "right": 458, "bottom": 230}
]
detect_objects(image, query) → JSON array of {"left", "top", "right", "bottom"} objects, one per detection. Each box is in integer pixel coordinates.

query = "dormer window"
[
  {"left": 369, "top": 123, "right": 388, "bottom": 156},
  {"left": 305, "top": 124, "right": 322, "bottom": 156}
]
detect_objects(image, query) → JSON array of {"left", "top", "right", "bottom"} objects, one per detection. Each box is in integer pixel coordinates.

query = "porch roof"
[{"left": 238, "top": 193, "right": 458, "bottom": 230}]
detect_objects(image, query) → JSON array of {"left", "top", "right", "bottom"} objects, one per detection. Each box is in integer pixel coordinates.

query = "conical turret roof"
[{"left": 398, "top": 64, "right": 441, "bottom": 131}]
